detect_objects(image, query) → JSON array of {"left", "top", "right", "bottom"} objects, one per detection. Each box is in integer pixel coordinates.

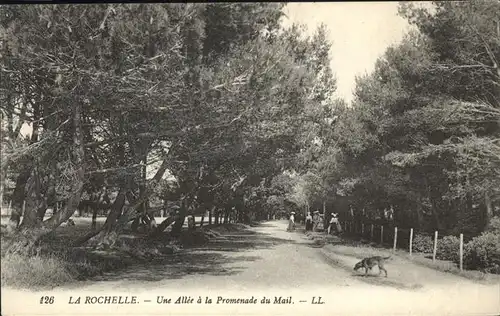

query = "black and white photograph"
[{"left": 1, "top": 2, "right": 499, "bottom": 315}]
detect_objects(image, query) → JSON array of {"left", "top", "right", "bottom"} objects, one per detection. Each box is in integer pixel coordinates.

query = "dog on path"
[{"left": 353, "top": 255, "right": 391, "bottom": 277}]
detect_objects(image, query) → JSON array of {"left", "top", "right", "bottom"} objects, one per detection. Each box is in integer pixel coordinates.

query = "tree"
[
  {"left": 307, "top": 0, "right": 499, "bottom": 236},
  {"left": 1, "top": 4, "right": 336, "bottom": 250}
]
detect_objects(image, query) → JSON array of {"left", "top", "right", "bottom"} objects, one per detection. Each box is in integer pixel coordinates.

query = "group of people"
[
  {"left": 304, "top": 211, "right": 320, "bottom": 232},
  {"left": 287, "top": 210, "right": 342, "bottom": 235}
]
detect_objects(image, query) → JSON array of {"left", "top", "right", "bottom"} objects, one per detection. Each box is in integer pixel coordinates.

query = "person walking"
[
  {"left": 334, "top": 212, "right": 342, "bottom": 234},
  {"left": 328, "top": 212, "right": 339, "bottom": 235},
  {"left": 287, "top": 212, "right": 295, "bottom": 232},
  {"left": 312, "top": 211, "right": 320, "bottom": 232},
  {"left": 305, "top": 212, "right": 313, "bottom": 231}
]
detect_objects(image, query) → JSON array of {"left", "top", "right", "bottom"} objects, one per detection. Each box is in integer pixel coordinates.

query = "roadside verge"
[{"left": 320, "top": 244, "right": 423, "bottom": 290}]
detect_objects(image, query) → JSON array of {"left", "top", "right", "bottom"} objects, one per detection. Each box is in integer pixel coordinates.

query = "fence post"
[
  {"left": 361, "top": 223, "right": 365, "bottom": 237},
  {"left": 409, "top": 228, "right": 413, "bottom": 256},
  {"left": 393, "top": 227, "right": 398, "bottom": 253},
  {"left": 370, "top": 224, "right": 374, "bottom": 241},
  {"left": 433, "top": 231, "right": 438, "bottom": 262},
  {"left": 459, "top": 233, "right": 463, "bottom": 271},
  {"left": 380, "top": 225, "right": 384, "bottom": 244}
]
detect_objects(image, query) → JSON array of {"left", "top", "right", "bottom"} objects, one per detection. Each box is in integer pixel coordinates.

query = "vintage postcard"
[{"left": 1, "top": 2, "right": 499, "bottom": 316}]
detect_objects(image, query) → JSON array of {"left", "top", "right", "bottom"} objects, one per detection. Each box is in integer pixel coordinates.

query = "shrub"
[
  {"left": 413, "top": 234, "right": 433, "bottom": 253},
  {"left": 485, "top": 216, "right": 500, "bottom": 234},
  {"left": 1, "top": 252, "right": 74, "bottom": 289},
  {"left": 179, "top": 230, "right": 209, "bottom": 247},
  {"left": 437, "top": 235, "right": 460, "bottom": 262},
  {"left": 464, "top": 232, "right": 500, "bottom": 274}
]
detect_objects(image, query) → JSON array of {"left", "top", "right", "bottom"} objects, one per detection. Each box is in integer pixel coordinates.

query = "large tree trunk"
[
  {"left": 91, "top": 207, "right": 98, "bottom": 230},
  {"left": 6, "top": 169, "right": 30, "bottom": 233},
  {"left": 88, "top": 190, "right": 104, "bottom": 229},
  {"left": 199, "top": 215, "right": 204, "bottom": 227},
  {"left": 74, "top": 190, "right": 124, "bottom": 246},
  {"left": 17, "top": 103, "right": 44, "bottom": 228},
  {"left": 153, "top": 216, "right": 175, "bottom": 235},
  {"left": 78, "top": 133, "right": 164, "bottom": 247},
  {"left": 78, "top": 157, "right": 172, "bottom": 248},
  {"left": 224, "top": 207, "right": 230, "bottom": 224},
  {"left": 5, "top": 101, "right": 85, "bottom": 253},
  {"left": 171, "top": 209, "right": 186, "bottom": 237},
  {"left": 20, "top": 168, "right": 48, "bottom": 228},
  {"left": 85, "top": 189, "right": 127, "bottom": 248},
  {"left": 171, "top": 195, "right": 192, "bottom": 237}
]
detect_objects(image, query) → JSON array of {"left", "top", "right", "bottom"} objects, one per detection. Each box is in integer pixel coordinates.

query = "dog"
[{"left": 353, "top": 255, "right": 391, "bottom": 277}]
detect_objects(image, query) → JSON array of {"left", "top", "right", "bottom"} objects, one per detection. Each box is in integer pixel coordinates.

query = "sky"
[{"left": 281, "top": 2, "right": 412, "bottom": 103}]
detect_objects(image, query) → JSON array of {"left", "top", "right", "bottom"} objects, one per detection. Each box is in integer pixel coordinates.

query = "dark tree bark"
[
  {"left": 200, "top": 213, "right": 205, "bottom": 227},
  {"left": 91, "top": 207, "right": 98, "bottom": 230},
  {"left": 6, "top": 169, "right": 30, "bottom": 233},
  {"left": 82, "top": 157, "right": 173, "bottom": 247},
  {"left": 153, "top": 216, "right": 175, "bottom": 236},
  {"left": 6, "top": 101, "right": 85, "bottom": 253},
  {"left": 79, "top": 189, "right": 126, "bottom": 247},
  {"left": 224, "top": 207, "right": 230, "bottom": 224},
  {"left": 171, "top": 194, "right": 194, "bottom": 237}
]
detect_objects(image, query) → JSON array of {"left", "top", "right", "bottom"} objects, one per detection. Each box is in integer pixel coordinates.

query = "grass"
[
  {"left": 0, "top": 238, "right": 140, "bottom": 289},
  {"left": 399, "top": 251, "right": 500, "bottom": 283},
  {"left": 320, "top": 246, "right": 424, "bottom": 290},
  {"left": 1, "top": 252, "right": 75, "bottom": 290},
  {"left": 1, "top": 216, "right": 240, "bottom": 289},
  {"left": 335, "top": 235, "right": 500, "bottom": 284}
]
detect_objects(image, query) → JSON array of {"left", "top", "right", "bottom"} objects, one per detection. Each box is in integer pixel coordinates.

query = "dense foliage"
[
  {"left": 1, "top": 2, "right": 498, "bottom": 266},
  {"left": 291, "top": 1, "right": 500, "bottom": 239},
  {"left": 0, "top": 4, "right": 335, "bottom": 248}
]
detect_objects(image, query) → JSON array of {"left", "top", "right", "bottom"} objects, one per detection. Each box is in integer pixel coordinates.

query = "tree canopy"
[
  {"left": 1, "top": 1, "right": 498, "bottom": 250},
  {"left": 297, "top": 0, "right": 500, "bottom": 237}
]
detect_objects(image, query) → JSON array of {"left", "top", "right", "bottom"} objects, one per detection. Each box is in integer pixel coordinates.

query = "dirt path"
[
  {"left": 71, "top": 221, "right": 364, "bottom": 292},
  {"left": 320, "top": 244, "right": 485, "bottom": 290},
  {"left": 2, "top": 221, "right": 499, "bottom": 316}
]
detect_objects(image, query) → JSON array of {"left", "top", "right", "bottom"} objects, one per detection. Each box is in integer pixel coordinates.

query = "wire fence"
[{"left": 341, "top": 219, "right": 465, "bottom": 271}]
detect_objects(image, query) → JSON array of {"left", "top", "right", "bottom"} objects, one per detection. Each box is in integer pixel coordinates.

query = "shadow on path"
[{"left": 91, "top": 223, "right": 301, "bottom": 283}]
